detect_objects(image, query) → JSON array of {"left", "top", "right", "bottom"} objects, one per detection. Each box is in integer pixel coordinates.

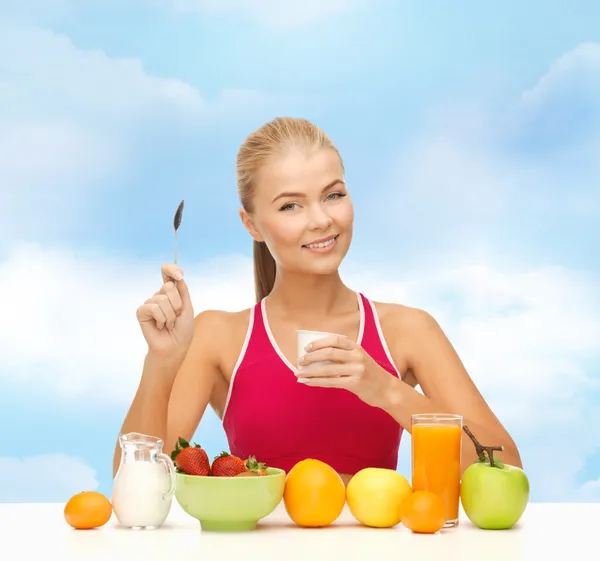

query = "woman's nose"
[{"left": 307, "top": 203, "right": 333, "bottom": 230}]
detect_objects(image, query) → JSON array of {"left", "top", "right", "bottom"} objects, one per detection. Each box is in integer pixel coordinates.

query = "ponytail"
[{"left": 253, "top": 241, "right": 276, "bottom": 302}]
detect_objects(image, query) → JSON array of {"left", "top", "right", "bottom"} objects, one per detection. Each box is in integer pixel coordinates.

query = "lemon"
[{"left": 346, "top": 467, "right": 412, "bottom": 528}]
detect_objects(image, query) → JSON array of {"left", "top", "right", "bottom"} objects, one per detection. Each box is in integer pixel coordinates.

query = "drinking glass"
[{"left": 411, "top": 413, "right": 463, "bottom": 528}]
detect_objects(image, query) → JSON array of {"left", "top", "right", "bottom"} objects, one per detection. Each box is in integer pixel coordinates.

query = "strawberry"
[
  {"left": 211, "top": 451, "right": 247, "bottom": 477},
  {"left": 245, "top": 455, "right": 268, "bottom": 476},
  {"left": 171, "top": 437, "right": 210, "bottom": 476}
]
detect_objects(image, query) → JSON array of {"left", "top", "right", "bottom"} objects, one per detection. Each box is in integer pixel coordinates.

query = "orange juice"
[{"left": 412, "top": 416, "right": 462, "bottom": 526}]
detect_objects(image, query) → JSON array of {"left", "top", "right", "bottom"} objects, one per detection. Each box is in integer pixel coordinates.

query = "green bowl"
[{"left": 174, "top": 467, "right": 286, "bottom": 532}]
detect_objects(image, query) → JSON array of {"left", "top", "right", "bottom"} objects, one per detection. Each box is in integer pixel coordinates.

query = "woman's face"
[{"left": 241, "top": 147, "right": 354, "bottom": 276}]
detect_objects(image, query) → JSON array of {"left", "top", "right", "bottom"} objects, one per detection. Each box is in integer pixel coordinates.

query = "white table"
[{"left": 1, "top": 501, "right": 597, "bottom": 561}]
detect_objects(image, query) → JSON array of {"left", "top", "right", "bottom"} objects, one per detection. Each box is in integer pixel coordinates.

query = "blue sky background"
[{"left": 1, "top": 0, "right": 599, "bottom": 503}]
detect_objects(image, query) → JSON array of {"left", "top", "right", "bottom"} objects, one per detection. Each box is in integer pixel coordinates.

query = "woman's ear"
[{"left": 239, "top": 207, "right": 264, "bottom": 242}]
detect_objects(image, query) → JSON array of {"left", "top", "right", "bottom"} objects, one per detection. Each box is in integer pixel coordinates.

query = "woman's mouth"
[{"left": 302, "top": 235, "right": 339, "bottom": 253}]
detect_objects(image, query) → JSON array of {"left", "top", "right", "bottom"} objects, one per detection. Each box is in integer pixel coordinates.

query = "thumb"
[{"left": 176, "top": 278, "right": 193, "bottom": 310}]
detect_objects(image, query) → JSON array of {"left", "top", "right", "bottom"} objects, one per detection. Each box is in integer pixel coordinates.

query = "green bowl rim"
[{"left": 175, "top": 466, "right": 286, "bottom": 480}]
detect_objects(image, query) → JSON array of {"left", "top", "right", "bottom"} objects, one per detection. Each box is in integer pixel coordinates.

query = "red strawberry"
[
  {"left": 245, "top": 455, "right": 268, "bottom": 476},
  {"left": 171, "top": 437, "right": 210, "bottom": 476},
  {"left": 211, "top": 451, "right": 246, "bottom": 477}
]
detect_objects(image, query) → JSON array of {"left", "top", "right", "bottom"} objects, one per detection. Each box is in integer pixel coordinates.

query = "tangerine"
[
  {"left": 283, "top": 458, "right": 346, "bottom": 527},
  {"left": 64, "top": 491, "right": 113, "bottom": 530},
  {"left": 399, "top": 491, "right": 446, "bottom": 534}
]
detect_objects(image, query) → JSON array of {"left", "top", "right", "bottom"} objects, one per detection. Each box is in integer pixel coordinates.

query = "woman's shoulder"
[
  {"left": 371, "top": 299, "right": 441, "bottom": 338},
  {"left": 193, "top": 306, "right": 253, "bottom": 334},
  {"left": 189, "top": 306, "right": 255, "bottom": 369}
]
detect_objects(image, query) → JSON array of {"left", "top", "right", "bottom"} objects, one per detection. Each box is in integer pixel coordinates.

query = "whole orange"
[
  {"left": 64, "top": 491, "right": 113, "bottom": 530},
  {"left": 400, "top": 491, "right": 446, "bottom": 534},
  {"left": 283, "top": 459, "right": 346, "bottom": 527}
]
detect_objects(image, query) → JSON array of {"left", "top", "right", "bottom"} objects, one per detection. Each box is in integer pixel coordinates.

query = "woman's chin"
[{"left": 300, "top": 254, "right": 346, "bottom": 276}]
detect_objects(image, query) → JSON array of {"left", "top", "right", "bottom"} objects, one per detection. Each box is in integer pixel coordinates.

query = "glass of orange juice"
[{"left": 411, "top": 413, "right": 463, "bottom": 528}]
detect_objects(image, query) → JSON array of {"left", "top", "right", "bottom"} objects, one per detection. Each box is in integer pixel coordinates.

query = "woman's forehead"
[{"left": 254, "top": 148, "right": 343, "bottom": 196}]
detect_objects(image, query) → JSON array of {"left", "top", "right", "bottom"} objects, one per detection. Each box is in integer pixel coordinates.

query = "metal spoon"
[{"left": 173, "top": 200, "right": 184, "bottom": 266}]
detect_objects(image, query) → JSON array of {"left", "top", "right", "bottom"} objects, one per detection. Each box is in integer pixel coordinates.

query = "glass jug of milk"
[{"left": 112, "top": 432, "right": 177, "bottom": 529}]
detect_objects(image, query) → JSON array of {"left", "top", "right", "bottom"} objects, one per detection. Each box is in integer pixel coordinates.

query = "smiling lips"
[{"left": 302, "top": 234, "right": 339, "bottom": 253}]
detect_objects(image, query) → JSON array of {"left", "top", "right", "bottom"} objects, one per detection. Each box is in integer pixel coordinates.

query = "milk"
[{"left": 112, "top": 461, "right": 173, "bottom": 529}]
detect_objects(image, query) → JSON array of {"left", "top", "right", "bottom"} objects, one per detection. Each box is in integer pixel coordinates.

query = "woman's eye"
[
  {"left": 279, "top": 202, "right": 297, "bottom": 211},
  {"left": 279, "top": 193, "right": 345, "bottom": 211}
]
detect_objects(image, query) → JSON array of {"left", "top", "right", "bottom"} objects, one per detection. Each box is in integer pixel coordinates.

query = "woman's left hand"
[{"left": 297, "top": 334, "right": 396, "bottom": 408}]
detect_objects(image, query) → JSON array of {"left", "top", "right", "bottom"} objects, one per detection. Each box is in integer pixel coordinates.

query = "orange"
[
  {"left": 64, "top": 491, "right": 113, "bottom": 530},
  {"left": 283, "top": 459, "right": 346, "bottom": 527},
  {"left": 399, "top": 491, "right": 446, "bottom": 534}
]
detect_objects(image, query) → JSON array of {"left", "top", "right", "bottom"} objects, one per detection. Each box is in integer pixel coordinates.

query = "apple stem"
[{"left": 463, "top": 426, "right": 504, "bottom": 468}]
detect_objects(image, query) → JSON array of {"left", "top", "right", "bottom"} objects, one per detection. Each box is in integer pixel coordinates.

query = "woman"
[{"left": 113, "top": 117, "right": 522, "bottom": 483}]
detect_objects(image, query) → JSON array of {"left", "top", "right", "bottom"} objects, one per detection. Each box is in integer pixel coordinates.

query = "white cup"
[{"left": 296, "top": 329, "right": 338, "bottom": 370}]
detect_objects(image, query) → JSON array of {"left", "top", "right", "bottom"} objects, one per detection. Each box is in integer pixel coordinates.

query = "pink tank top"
[{"left": 222, "top": 292, "right": 404, "bottom": 474}]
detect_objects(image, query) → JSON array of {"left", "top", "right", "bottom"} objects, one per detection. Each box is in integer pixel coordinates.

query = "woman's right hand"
[{"left": 136, "top": 264, "right": 195, "bottom": 358}]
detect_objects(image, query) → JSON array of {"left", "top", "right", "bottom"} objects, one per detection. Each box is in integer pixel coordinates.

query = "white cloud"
[
  {"left": 2, "top": 241, "right": 599, "bottom": 501},
  {"left": 0, "top": 21, "right": 204, "bottom": 116},
  {"left": 519, "top": 42, "right": 600, "bottom": 119},
  {"left": 371, "top": 42, "right": 600, "bottom": 501},
  {"left": 0, "top": 243, "right": 256, "bottom": 403},
  {"left": 5, "top": 244, "right": 599, "bottom": 413},
  {"left": 350, "top": 262, "right": 600, "bottom": 501},
  {"left": 0, "top": 454, "right": 98, "bottom": 502},
  {"left": 0, "top": 18, "right": 202, "bottom": 243},
  {"left": 1, "top": 23, "right": 598, "bottom": 504},
  {"left": 161, "top": 0, "right": 357, "bottom": 28},
  {"left": 575, "top": 477, "right": 600, "bottom": 502},
  {"left": 0, "top": 18, "right": 279, "bottom": 245},
  {"left": 513, "top": 42, "right": 600, "bottom": 212},
  {"left": 353, "top": 264, "right": 600, "bottom": 401},
  {"left": 382, "top": 42, "right": 600, "bottom": 246}
]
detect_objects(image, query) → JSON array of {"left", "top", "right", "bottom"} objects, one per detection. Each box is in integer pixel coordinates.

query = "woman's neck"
[{"left": 266, "top": 269, "right": 356, "bottom": 319}]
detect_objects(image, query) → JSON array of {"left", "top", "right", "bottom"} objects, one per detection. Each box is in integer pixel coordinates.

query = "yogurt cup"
[{"left": 296, "top": 329, "right": 338, "bottom": 370}]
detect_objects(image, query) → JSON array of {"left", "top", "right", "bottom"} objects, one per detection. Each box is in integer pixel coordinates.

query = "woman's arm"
[
  {"left": 382, "top": 307, "right": 523, "bottom": 475},
  {"left": 112, "top": 310, "right": 222, "bottom": 477},
  {"left": 164, "top": 310, "right": 226, "bottom": 456}
]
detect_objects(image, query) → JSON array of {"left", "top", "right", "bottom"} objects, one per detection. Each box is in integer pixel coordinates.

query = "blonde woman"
[{"left": 114, "top": 117, "right": 522, "bottom": 485}]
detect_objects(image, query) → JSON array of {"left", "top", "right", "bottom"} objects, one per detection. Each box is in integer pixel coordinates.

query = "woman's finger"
[
  {"left": 297, "top": 375, "right": 353, "bottom": 388},
  {"left": 137, "top": 302, "right": 168, "bottom": 330},
  {"left": 160, "top": 281, "right": 183, "bottom": 315},
  {"left": 161, "top": 263, "right": 184, "bottom": 284},
  {"left": 299, "top": 346, "right": 350, "bottom": 366},
  {"left": 296, "top": 363, "right": 352, "bottom": 379},
  {"left": 150, "top": 293, "right": 177, "bottom": 330}
]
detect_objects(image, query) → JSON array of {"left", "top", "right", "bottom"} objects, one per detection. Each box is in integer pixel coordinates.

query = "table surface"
[{"left": 0, "top": 500, "right": 596, "bottom": 561}]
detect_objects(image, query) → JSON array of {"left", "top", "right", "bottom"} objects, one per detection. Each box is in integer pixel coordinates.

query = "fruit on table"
[
  {"left": 460, "top": 425, "right": 530, "bottom": 530},
  {"left": 171, "top": 437, "right": 210, "bottom": 476},
  {"left": 399, "top": 491, "right": 446, "bottom": 534},
  {"left": 236, "top": 470, "right": 260, "bottom": 477},
  {"left": 283, "top": 458, "right": 346, "bottom": 527},
  {"left": 245, "top": 455, "right": 268, "bottom": 476},
  {"left": 210, "top": 452, "right": 267, "bottom": 477},
  {"left": 212, "top": 451, "right": 247, "bottom": 476},
  {"left": 171, "top": 437, "right": 269, "bottom": 477},
  {"left": 235, "top": 456, "right": 268, "bottom": 477},
  {"left": 64, "top": 491, "right": 112, "bottom": 530},
  {"left": 346, "top": 467, "right": 412, "bottom": 528}
]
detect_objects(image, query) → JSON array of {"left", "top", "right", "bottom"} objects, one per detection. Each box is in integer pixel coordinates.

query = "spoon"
[{"left": 173, "top": 200, "right": 184, "bottom": 266}]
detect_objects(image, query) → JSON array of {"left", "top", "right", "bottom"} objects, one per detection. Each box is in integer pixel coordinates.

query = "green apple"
[{"left": 460, "top": 426, "right": 529, "bottom": 530}]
